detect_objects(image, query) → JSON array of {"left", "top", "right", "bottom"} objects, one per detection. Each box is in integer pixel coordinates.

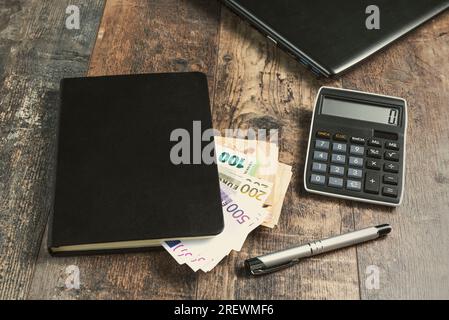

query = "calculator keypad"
[
  {"left": 312, "top": 162, "right": 327, "bottom": 173},
  {"left": 385, "top": 141, "right": 399, "bottom": 150},
  {"left": 349, "top": 157, "right": 363, "bottom": 167},
  {"left": 364, "top": 172, "right": 380, "bottom": 194},
  {"left": 331, "top": 154, "right": 346, "bottom": 164},
  {"left": 329, "top": 177, "right": 344, "bottom": 188},
  {"left": 307, "top": 130, "right": 403, "bottom": 204},
  {"left": 368, "top": 138, "right": 382, "bottom": 147},
  {"left": 330, "top": 165, "right": 345, "bottom": 176},
  {"left": 350, "top": 145, "right": 364, "bottom": 156},
  {"left": 383, "top": 174, "right": 398, "bottom": 185},
  {"left": 347, "top": 180, "right": 362, "bottom": 191},
  {"left": 385, "top": 151, "right": 400, "bottom": 162},
  {"left": 311, "top": 174, "right": 326, "bottom": 185},
  {"left": 315, "top": 140, "right": 330, "bottom": 150},
  {"left": 366, "top": 159, "right": 381, "bottom": 170},
  {"left": 314, "top": 151, "right": 328, "bottom": 161},
  {"left": 332, "top": 143, "right": 347, "bottom": 153},
  {"left": 384, "top": 162, "right": 399, "bottom": 173},
  {"left": 348, "top": 168, "right": 363, "bottom": 179},
  {"left": 351, "top": 137, "right": 366, "bottom": 145},
  {"left": 367, "top": 148, "right": 382, "bottom": 158}
]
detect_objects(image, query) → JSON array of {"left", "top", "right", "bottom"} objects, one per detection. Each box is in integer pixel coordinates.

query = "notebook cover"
[{"left": 48, "top": 72, "right": 224, "bottom": 255}]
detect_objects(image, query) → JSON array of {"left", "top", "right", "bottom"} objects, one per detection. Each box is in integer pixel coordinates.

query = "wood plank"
[
  {"left": 28, "top": 0, "right": 222, "bottom": 300},
  {"left": 196, "top": 7, "right": 360, "bottom": 300},
  {"left": 344, "top": 11, "right": 449, "bottom": 299},
  {"left": 88, "top": 0, "right": 220, "bottom": 98},
  {"left": 25, "top": 1, "right": 449, "bottom": 300},
  {"left": 0, "top": 0, "right": 105, "bottom": 299}
]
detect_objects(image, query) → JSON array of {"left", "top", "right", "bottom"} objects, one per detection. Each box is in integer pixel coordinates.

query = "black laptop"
[{"left": 222, "top": 0, "right": 449, "bottom": 77}]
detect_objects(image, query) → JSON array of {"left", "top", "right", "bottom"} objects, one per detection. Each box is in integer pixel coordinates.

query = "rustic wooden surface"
[
  {"left": 346, "top": 17, "right": 449, "bottom": 299},
  {"left": 0, "top": 0, "right": 105, "bottom": 299},
  {"left": 1, "top": 0, "right": 448, "bottom": 299}
]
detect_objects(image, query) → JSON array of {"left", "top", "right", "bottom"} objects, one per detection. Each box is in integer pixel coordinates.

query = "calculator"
[{"left": 304, "top": 87, "right": 407, "bottom": 207}]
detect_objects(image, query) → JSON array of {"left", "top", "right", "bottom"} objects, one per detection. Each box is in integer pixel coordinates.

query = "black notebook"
[{"left": 48, "top": 72, "right": 224, "bottom": 255}]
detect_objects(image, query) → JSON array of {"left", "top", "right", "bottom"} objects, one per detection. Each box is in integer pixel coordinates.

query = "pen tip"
[{"left": 376, "top": 224, "right": 392, "bottom": 236}]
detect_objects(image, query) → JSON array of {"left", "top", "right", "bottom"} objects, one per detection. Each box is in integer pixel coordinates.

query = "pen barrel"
[
  {"left": 258, "top": 245, "right": 312, "bottom": 268},
  {"left": 258, "top": 227, "right": 380, "bottom": 268},
  {"left": 317, "top": 229, "right": 380, "bottom": 254}
]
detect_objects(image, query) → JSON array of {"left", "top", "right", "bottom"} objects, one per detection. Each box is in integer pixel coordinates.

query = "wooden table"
[{"left": 1, "top": 0, "right": 449, "bottom": 300}]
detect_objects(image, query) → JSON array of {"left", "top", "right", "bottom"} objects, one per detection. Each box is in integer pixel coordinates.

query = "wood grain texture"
[
  {"left": 88, "top": 0, "right": 221, "bottom": 98},
  {"left": 0, "top": 0, "right": 105, "bottom": 299},
  {"left": 344, "top": 11, "right": 449, "bottom": 299},
  {"left": 6, "top": 0, "right": 449, "bottom": 300},
  {"left": 28, "top": 0, "right": 222, "bottom": 300},
  {"left": 197, "top": 7, "right": 361, "bottom": 300}
]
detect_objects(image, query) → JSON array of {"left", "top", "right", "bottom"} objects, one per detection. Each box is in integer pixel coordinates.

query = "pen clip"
[{"left": 251, "top": 259, "right": 300, "bottom": 276}]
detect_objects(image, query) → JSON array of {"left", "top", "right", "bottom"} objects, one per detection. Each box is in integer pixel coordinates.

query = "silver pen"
[{"left": 245, "top": 224, "right": 392, "bottom": 276}]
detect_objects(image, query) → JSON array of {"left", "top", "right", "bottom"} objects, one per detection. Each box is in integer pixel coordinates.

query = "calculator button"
[
  {"left": 367, "top": 148, "right": 382, "bottom": 159},
  {"left": 332, "top": 143, "right": 347, "bottom": 153},
  {"left": 311, "top": 174, "right": 326, "bottom": 185},
  {"left": 383, "top": 174, "right": 398, "bottom": 185},
  {"left": 330, "top": 165, "right": 345, "bottom": 177},
  {"left": 364, "top": 172, "right": 380, "bottom": 194},
  {"left": 333, "top": 133, "right": 348, "bottom": 142},
  {"left": 384, "top": 151, "right": 400, "bottom": 162},
  {"left": 351, "top": 136, "right": 366, "bottom": 145},
  {"left": 328, "top": 177, "right": 344, "bottom": 189},
  {"left": 349, "top": 156, "right": 364, "bottom": 168},
  {"left": 313, "top": 151, "right": 328, "bottom": 161},
  {"left": 316, "top": 131, "right": 331, "bottom": 139},
  {"left": 366, "top": 159, "right": 381, "bottom": 170},
  {"left": 312, "top": 162, "right": 327, "bottom": 173},
  {"left": 315, "top": 140, "right": 330, "bottom": 150},
  {"left": 385, "top": 141, "right": 399, "bottom": 151},
  {"left": 348, "top": 168, "right": 363, "bottom": 179},
  {"left": 350, "top": 145, "right": 365, "bottom": 156},
  {"left": 368, "top": 138, "right": 382, "bottom": 147},
  {"left": 384, "top": 162, "right": 399, "bottom": 173},
  {"left": 347, "top": 180, "right": 362, "bottom": 191},
  {"left": 331, "top": 154, "right": 346, "bottom": 164},
  {"left": 382, "top": 186, "right": 398, "bottom": 198}
]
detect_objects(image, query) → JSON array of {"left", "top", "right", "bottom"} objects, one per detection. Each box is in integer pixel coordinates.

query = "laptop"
[{"left": 222, "top": 0, "right": 449, "bottom": 77}]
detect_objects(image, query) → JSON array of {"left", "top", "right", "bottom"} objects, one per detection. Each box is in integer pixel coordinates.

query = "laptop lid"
[{"left": 225, "top": 0, "right": 449, "bottom": 76}]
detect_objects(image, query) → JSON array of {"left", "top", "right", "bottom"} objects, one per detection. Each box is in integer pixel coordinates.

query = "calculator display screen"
[{"left": 321, "top": 97, "right": 399, "bottom": 126}]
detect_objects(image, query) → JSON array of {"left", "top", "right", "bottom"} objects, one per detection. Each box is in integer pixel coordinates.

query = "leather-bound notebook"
[{"left": 48, "top": 72, "right": 224, "bottom": 255}]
